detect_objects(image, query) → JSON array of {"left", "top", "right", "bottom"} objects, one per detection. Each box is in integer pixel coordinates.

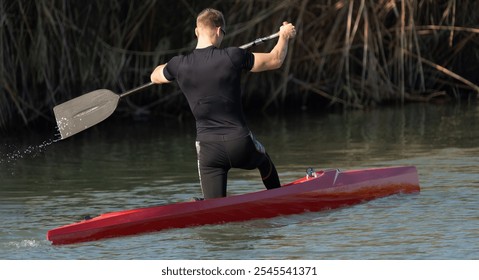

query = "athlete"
[{"left": 150, "top": 8, "right": 296, "bottom": 199}]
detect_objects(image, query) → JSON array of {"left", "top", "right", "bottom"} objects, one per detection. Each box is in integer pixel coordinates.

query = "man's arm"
[
  {"left": 151, "top": 64, "right": 171, "bottom": 84},
  {"left": 250, "top": 21, "right": 296, "bottom": 73}
]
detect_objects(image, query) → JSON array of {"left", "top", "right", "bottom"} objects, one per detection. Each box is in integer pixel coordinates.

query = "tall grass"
[{"left": 1, "top": 0, "right": 479, "bottom": 130}]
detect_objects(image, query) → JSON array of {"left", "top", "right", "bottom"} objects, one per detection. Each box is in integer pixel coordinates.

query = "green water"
[{"left": 1, "top": 104, "right": 478, "bottom": 259}]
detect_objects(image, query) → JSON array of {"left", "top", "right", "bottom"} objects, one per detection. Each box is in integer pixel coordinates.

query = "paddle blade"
[{"left": 53, "top": 89, "right": 120, "bottom": 139}]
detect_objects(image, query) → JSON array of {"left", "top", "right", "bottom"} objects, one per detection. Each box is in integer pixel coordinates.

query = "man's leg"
[
  {"left": 196, "top": 141, "right": 228, "bottom": 199},
  {"left": 258, "top": 153, "right": 281, "bottom": 190},
  {"left": 224, "top": 135, "right": 281, "bottom": 190}
]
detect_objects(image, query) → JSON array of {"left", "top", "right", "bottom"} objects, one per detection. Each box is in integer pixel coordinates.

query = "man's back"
[{"left": 164, "top": 46, "right": 254, "bottom": 139}]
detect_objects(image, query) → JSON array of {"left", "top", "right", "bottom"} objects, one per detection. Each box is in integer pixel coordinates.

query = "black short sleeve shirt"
[{"left": 164, "top": 46, "right": 255, "bottom": 139}]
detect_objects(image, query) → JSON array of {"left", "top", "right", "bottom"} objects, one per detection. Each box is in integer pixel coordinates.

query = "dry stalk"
[{"left": 1, "top": 0, "right": 478, "bottom": 130}]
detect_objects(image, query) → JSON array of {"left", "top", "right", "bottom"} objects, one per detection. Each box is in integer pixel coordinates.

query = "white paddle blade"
[{"left": 53, "top": 89, "right": 120, "bottom": 139}]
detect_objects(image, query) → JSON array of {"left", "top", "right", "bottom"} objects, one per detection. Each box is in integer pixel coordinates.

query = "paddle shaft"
[
  {"left": 118, "top": 31, "right": 280, "bottom": 99},
  {"left": 53, "top": 31, "right": 282, "bottom": 140},
  {"left": 238, "top": 32, "right": 279, "bottom": 49},
  {"left": 119, "top": 82, "right": 154, "bottom": 98}
]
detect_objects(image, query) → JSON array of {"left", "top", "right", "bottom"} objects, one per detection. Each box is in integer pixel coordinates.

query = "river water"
[{"left": 0, "top": 104, "right": 478, "bottom": 259}]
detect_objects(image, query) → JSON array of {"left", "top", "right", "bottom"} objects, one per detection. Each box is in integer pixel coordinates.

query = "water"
[{"left": 0, "top": 104, "right": 478, "bottom": 259}]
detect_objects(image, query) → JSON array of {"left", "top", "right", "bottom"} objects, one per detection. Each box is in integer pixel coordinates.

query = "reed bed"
[{"left": 1, "top": 0, "right": 479, "bottom": 130}]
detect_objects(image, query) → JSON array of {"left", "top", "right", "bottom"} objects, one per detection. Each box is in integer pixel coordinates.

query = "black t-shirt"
[{"left": 163, "top": 46, "right": 254, "bottom": 140}]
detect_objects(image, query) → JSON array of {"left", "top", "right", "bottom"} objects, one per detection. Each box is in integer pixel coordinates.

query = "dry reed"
[{"left": 1, "top": 0, "right": 479, "bottom": 130}]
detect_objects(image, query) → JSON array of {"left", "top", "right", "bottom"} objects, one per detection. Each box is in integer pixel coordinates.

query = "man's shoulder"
[
  {"left": 222, "top": 47, "right": 253, "bottom": 70},
  {"left": 223, "top": 46, "right": 245, "bottom": 55},
  {"left": 222, "top": 46, "right": 251, "bottom": 61}
]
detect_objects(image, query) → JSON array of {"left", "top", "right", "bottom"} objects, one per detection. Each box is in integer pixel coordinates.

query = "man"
[{"left": 151, "top": 8, "right": 296, "bottom": 199}]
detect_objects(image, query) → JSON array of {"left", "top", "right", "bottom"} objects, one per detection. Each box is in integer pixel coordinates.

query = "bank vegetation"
[{"left": 1, "top": 0, "right": 479, "bottom": 130}]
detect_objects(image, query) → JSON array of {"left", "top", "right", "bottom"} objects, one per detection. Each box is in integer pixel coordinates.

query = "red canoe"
[{"left": 47, "top": 166, "right": 420, "bottom": 245}]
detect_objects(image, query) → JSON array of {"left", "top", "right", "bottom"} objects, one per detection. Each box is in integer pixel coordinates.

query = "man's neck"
[
  {"left": 196, "top": 42, "right": 213, "bottom": 49},
  {"left": 196, "top": 35, "right": 218, "bottom": 49}
]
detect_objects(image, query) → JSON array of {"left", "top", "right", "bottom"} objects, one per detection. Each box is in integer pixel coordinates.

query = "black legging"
[{"left": 195, "top": 134, "right": 281, "bottom": 199}]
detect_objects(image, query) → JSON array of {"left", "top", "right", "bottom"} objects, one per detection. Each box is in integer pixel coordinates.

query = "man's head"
[{"left": 195, "top": 8, "right": 226, "bottom": 47}]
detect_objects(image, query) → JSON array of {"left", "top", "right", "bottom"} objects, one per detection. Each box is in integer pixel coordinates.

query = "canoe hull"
[{"left": 47, "top": 166, "right": 420, "bottom": 245}]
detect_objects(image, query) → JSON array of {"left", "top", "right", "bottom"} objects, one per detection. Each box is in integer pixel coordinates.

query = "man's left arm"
[{"left": 250, "top": 22, "right": 296, "bottom": 73}]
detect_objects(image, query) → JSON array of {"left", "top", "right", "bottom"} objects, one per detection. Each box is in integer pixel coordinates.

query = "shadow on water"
[{"left": 1, "top": 103, "right": 479, "bottom": 259}]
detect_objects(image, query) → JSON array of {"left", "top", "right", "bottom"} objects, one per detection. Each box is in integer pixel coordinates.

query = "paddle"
[{"left": 53, "top": 32, "right": 280, "bottom": 140}]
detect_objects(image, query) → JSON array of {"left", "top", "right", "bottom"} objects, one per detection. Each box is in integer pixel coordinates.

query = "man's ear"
[{"left": 195, "top": 27, "right": 198, "bottom": 37}]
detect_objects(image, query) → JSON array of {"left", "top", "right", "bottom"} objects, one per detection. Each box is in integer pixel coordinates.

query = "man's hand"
[{"left": 279, "top": 21, "right": 296, "bottom": 40}]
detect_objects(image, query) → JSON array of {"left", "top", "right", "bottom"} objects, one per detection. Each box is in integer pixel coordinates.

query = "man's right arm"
[
  {"left": 250, "top": 22, "right": 296, "bottom": 73},
  {"left": 151, "top": 64, "right": 171, "bottom": 84}
]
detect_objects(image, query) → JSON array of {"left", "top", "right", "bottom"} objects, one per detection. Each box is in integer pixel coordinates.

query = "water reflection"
[{"left": 1, "top": 103, "right": 478, "bottom": 259}]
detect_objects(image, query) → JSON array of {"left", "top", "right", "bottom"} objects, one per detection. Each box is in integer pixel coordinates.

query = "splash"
[
  {"left": 0, "top": 138, "right": 60, "bottom": 166},
  {"left": 7, "top": 239, "right": 42, "bottom": 248},
  {"left": 55, "top": 117, "right": 72, "bottom": 139}
]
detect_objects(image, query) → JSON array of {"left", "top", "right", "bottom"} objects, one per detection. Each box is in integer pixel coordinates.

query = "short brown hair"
[{"left": 197, "top": 8, "right": 225, "bottom": 31}]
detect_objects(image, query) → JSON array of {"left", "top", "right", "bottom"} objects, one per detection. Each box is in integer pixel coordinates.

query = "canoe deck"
[{"left": 47, "top": 166, "right": 420, "bottom": 245}]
